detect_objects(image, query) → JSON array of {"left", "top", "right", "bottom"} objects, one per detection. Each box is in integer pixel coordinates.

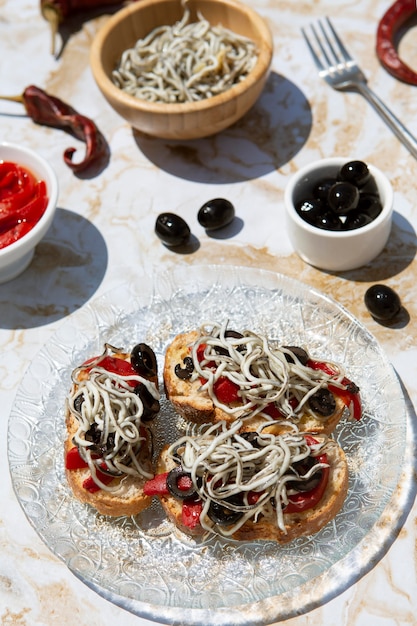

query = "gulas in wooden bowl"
[{"left": 90, "top": 0, "right": 273, "bottom": 140}]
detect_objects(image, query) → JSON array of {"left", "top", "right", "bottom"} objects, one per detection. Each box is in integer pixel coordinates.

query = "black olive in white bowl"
[{"left": 284, "top": 157, "right": 393, "bottom": 272}]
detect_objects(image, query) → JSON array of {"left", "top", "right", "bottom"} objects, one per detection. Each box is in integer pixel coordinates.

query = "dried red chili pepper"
[
  {"left": 40, "top": 1, "right": 125, "bottom": 54},
  {"left": 376, "top": 0, "right": 417, "bottom": 85},
  {"left": 0, "top": 85, "right": 108, "bottom": 174}
]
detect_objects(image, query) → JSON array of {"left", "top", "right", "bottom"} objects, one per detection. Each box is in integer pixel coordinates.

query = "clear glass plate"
[{"left": 8, "top": 265, "right": 409, "bottom": 625}]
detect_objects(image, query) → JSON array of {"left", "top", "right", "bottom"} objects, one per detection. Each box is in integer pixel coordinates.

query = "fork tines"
[{"left": 302, "top": 17, "right": 353, "bottom": 73}]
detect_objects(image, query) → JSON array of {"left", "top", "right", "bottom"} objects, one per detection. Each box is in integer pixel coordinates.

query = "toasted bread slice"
[
  {"left": 154, "top": 432, "right": 348, "bottom": 543},
  {"left": 65, "top": 410, "right": 153, "bottom": 516},
  {"left": 65, "top": 344, "right": 159, "bottom": 516},
  {"left": 163, "top": 329, "right": 349, "bottom": 435}
]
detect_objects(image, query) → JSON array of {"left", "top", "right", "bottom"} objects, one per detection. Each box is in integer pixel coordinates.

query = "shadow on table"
[
  {"left": 54, "top": 4, "right": 122, "bottom": 61},
  {"left": 134, "top": 71, "right": 312, "bottom": 183},
  {"left": 0, "top": 208, "right": 108, "bottom": 330},
  {"left": 324, "top": 211, "right": 416, "bottom": 328},
  {"left": 340, "top": 211, "right": 417, "bottom": 281}
]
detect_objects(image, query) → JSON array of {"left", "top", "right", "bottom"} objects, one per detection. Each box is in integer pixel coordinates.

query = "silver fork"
[{"left": 302, "top": 17, "right": 417, "bottom": 160}]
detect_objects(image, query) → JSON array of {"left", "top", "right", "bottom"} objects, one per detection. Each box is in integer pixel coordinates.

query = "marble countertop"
[{"left": 1, "top": 0, "right": 416, "bottom": 624}]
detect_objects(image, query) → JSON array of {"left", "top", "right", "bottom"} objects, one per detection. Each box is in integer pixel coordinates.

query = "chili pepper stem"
[
  {"left": 0, "top": 94, "right": 24, "bottom": 104},
  {"left": 41, "top": 5, "right": 60, "bottom": 56}
]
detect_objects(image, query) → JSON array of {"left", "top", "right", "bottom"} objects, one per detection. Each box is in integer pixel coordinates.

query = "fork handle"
[{"left": 355, "top": 82, "right": 417, "bottom": 159}]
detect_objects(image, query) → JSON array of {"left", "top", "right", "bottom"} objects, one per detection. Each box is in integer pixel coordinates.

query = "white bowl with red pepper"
[
  {"left": 0, "top": 142, "right": 58, "bottom": 283},
  {"left": 284, "top": 157, "right": 393, "bottom": 272}
]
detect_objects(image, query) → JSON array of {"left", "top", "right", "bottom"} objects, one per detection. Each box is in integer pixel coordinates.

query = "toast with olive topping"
[
  {"left": 144, "top": 420, "right": 349, "bottom": 542},
  {"left": 65, "top": 342, "right": 160, "bottom": 516},
  {"left": 163, "top": 323, "right": 361, "bottom": 435}
]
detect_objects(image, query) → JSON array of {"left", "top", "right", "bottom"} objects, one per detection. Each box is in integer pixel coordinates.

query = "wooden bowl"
[{"left": 90, "top": 0, "right": 273, "bottom": 140}]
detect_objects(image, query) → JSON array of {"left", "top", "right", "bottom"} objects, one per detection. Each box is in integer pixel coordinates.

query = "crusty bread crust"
[
  {"left": 156, "top": 441, "right": 348, "bottom": 542},
  {"left": 164, "top": 331, "right": 217, "bottom": 423},
  {"left": 65, "top": 351, "right": 154, "bottom": 517},
  {"left": 163, "top": 331, "right": 345, "bottom": 435}
]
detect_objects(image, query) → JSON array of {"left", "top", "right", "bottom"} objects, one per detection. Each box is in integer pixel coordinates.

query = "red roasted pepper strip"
[
  {"left": 284, "top": 435, "right": 329, "bottom": 514},
  {"left": 182, "top": 500, "right": 203, "bottom": 529},
  {"left": 82, "top": 354, "right": 139, "bottom": 388},
  {"left": 195, "top": 343, "right": 217, "bottom": 369},
  {"left": 0, "top": 164, "right": 36, "bottom": 212},
  {"left": 65, "top": 447, "right": 114, "bottom": 493},
  {"left": 196, "top": 343, "right": 242, "bottom": 403},
  {"left": 328, "top": 381, "right": 362, "bottom": 421},
  {"left": 83, "top": 468, "right": 114, "bottom": 493},
  {"left": 66, "top": 444, "right": 121, "bottom": 492},
  {"left": 307, "top": 359, "right": 362, "bottom": 421},
  {"left": 0, "top": 162, "right": 48, "bottom": 248},
  {"left": 67, "top": 440, "right": 149, "bottom": 493},
  {"left": 0, "top": 182, "right": 48, "bottom": 233},
  {"left": 19, "top": 85, "right": 108, "bottom": 173},
  {"left": 376, "top": 0, "right": 417, "bottom": 85},
  {"left": 213, "top": 376, "right": 241, "bottom": 404},
  {"left": 0, "top": 169, "right": 19, "bottom": 192},
  {"left": 0, "top": 223, "right": 33, "bottom": 248},
  {"left": 143, "top": 472, "right": 170, "bottom": 496},
  {"left": 65, "top": 446, "right": 89, "bottom": 470}
]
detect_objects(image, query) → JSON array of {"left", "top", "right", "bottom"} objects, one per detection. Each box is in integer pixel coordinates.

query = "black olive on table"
[
  {"left": 364, "top": 284, "right": 401, "bottom": 321},
  {"left": 197, "top": 198, "right": 235, "bottom": 230},
  {"left": 155, "top": 212, "right": 191, "bottom": 246}
]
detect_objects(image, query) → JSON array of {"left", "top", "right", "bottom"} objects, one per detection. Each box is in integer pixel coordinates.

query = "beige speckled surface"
[{"left": 1, "top": 0, "right": 416, "bottom": 624}]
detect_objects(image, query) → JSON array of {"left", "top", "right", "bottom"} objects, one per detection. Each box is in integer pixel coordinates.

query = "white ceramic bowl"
[
  {"left": 284, "top": 157, "right": 393, "bottom": 272},
  {"left": 0, "top": 142, "right": 58, "bottom": 283}
]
